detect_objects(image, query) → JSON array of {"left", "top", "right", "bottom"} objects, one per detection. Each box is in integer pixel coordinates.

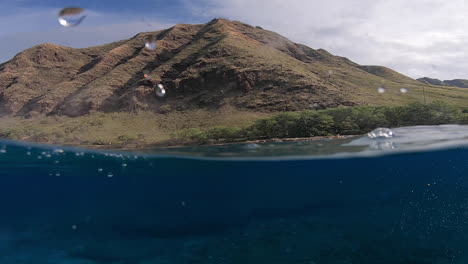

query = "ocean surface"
[{"left": 2, "top": 125, "right": 468, "bottom": 263}]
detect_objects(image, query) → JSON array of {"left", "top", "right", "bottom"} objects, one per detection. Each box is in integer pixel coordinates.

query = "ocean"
[{"left": 1, "top": 125, "right": 468, "bottom": 263}]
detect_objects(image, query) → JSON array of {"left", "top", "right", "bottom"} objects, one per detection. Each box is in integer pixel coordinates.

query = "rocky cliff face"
[{"left": 0, "top": 18, "right": 427, "bottom": 118}]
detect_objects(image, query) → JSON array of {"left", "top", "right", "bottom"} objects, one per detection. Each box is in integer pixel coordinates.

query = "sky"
[{"left": 1, "top": 0, "right": 468, "bottom": 80}]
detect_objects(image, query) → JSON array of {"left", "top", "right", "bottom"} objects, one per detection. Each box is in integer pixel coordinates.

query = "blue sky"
[{"left": 1, "top": 0, "right": 468, "bottom": 80}]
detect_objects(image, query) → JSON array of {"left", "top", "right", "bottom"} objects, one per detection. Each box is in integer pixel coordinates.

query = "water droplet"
[
  {"left": 378, "top": 87, "right": 386, "bottom": 94},
  {"left": 145, "top": 36, "right": 157, "bottom": 50},
  {"left": 367, "top": 128, "right": 394, "bottom": 139},
  {"left": 107, "top": 172, "right": 114, "bottom": 178},
  {"left": 97, "top": 168, "right": 103, "bottom": 172},
  {"left": 58, "top": 7, "right": 86, "bottom": 27},
  {"left": 156, "top": 84, "right": 166, "bottom": 97},
  {"left": 143, "top": 70, "right": 152, "bottom": 80},
  {"left": 400, "top": 88, "right": 409, "bottom": 94}
]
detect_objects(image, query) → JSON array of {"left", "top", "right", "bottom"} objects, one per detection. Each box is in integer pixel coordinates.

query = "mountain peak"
[{"left": 0, "top": 19, "right": 453, "bottom": 118}]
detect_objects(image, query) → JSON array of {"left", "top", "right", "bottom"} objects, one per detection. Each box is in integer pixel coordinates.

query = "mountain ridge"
[
  {"left": 417, "top": 77, "right": 468, "bottom": 88},
  {"left": 1, "top": 18, "right": 467, "bottom": 120}
]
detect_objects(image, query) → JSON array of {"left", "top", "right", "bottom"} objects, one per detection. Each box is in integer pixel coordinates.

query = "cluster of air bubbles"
[
  {"left": 58, "top": 7, "right": 86, "bottom": 27},
  {"left": 367, "top": 128, "right": 394, "bottom": 139},
  {"left": 156, "top": 84, "right": 166, "bottom": 97},
  {"left": 145, "top": 36, "right": 158, "bottom": 51},
  {"left": 378, "top": 87, "right": 386, "bottom": 94},
  {"left": 400, "top": 87, "right": 409, "bottom": 94}
]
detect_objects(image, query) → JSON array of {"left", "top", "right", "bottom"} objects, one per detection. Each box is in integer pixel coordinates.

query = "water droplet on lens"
[
  {"left": 156, "top": 84, "right": 166, "bottom": 97},
  {"left": 145, "top": 36, "right": 157, "bottom": 50},
  {"left": 367, "top": 128, "right": 394, "bottom": 139},
  {"left": 378, "top": 87, "right": 386, "bottom": 94},
  {"left": 400, "top": 88, "right": 409, "bottom": 93},
  {"left": 143, "top": 70, "right": 152, "bottom": 80},
  {"left": 58, "top": 7, "right": 86, "bottom": 27}
]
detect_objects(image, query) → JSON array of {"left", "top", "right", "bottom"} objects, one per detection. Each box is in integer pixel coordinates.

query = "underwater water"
[{"left": 2, "top": 125, "right": 468, "bottom": 263}]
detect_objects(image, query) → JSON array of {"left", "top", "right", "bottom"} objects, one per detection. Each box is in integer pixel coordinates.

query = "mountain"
[
  {"left": 2, "top": 18, "right": 468, "bottom": 120},
  {"left": 417, "top": 77, "right": 468, "bottom": 88}
]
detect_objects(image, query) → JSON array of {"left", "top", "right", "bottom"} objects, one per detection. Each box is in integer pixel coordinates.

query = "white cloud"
[{"left": 188, "top": 0, "right": 468, "bottom": 80}]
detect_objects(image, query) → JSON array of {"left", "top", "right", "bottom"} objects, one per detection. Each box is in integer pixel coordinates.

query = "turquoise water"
[{"left": 1, "top": 125, "right": 468, "bottom": 263}]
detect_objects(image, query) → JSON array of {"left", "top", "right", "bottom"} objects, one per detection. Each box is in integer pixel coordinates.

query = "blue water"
[{"left": 2, "top": 125, "right": 468, "bottom": 263}]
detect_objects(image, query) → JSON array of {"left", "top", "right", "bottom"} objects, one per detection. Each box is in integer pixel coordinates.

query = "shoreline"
[{"left": 81, "top": 135, "right": 357, "bottom": 151}]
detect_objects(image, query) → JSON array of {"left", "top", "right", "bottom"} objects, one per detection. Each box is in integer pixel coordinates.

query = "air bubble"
[
  {"left": 98, "top": 168, "right": 103, "bottom": 172},
  {"left": 145, "top": 36, "right": 157, "bottom": 50},
  {"left": 367, "top": 128, "right": 394, "bottom": 139},
  {"left": 58, "top": 7, "right": 86, "bottom": 27},
  {"left": 122, "top": 163, "right": 127, "bottom": 167},
  {"left": 55, "top": 172, "right": 61, "bottom": 177},
  {"left": 26, "top": 151, "right": 31, "bottom": 156},
  {"left": 0, "top": 148, "right": 6, "bottom": 154},
  {"left": 72, "top": 225, "right": 77, "bottom": 230},
  {"left": 378, "top": 87, "right": 386, "bottom": 94},
  {"left": 400, "top": 88, "right": 409, "bottom": 94},
  {"left": 156, "top": 84, "right": 166, "bottom": 97},
  {"left": 107, "top": 172, "right": 114, "bottom": 178},
  {"left": 53, "top": 149, "right": 64, "bottom": 154}
]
